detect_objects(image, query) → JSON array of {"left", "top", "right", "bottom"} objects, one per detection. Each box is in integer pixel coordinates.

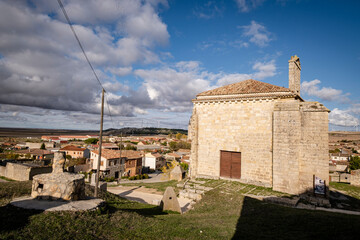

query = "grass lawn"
[
  {"left": 1, "top": 180, "right": 360, "bottom": 239},
  {"left": 117, "top": 180, "right": 179, "bottom": 193}
]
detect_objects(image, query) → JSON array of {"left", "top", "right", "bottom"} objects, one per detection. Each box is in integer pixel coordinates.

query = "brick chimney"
[{"left": 288, "top": 55, "right": 301, "bottom": 95}]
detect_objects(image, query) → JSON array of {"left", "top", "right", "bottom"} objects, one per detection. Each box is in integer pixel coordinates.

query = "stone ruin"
[{"left": 31, "top": 152, "right": 85, "bottom": 201}]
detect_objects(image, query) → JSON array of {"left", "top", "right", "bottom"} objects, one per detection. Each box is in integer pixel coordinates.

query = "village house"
[
  {"left": 90, "top": 149, "right": 124, "bottom": 179},
  {"left": 90, "top": 149, "right": 143, "bottom": 178},
  {"left": 189, "top": 56, "right": 329, "bottom": 195},
  {"left": 144, "top": 152, "right": 165, "bottom": 170},
  {"left": 26, "top": 142, "right": 56, "bottom": 149},
  {"left": 330, "top": 153, "right": 350, "bottom": 161},
  {"left": 60, "top": 145, "right": 89, "bottom": 159},
  {"left": 15, "top": 149, "right": 53, "bottom": 161},
  {"left": 165, "top": 152, "right": 181, "bottom": 162},
  {"left": 122, "top": 150, "right": 143, "bottom": 177}
]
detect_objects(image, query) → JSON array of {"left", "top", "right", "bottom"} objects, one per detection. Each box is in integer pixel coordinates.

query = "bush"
[
  {"left": 350, "top": 156, "right": 360, "bottom": 170},
  {"left": 127, "top": 174, "right": 149, "bottom": 180},
  {"left": 104, "top": 177, "right": 116, "bottom": 182},
  {"left": 180, "top": 162, "right": 189, "bottom": 171}
]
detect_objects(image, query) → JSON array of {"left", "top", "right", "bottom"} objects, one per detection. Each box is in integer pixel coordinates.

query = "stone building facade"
[{"left": 189, "top": 56, "right": 329, "bottom": 195}]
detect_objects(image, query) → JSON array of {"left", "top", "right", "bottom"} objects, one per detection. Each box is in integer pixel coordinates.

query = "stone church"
[{"left": 189, "top": 56, "right": 329, "bottom": 195}]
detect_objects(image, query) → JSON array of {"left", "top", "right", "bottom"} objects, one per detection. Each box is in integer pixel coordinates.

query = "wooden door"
[{"left": 220, "top": 151, "right": 241, "bottom": 179}]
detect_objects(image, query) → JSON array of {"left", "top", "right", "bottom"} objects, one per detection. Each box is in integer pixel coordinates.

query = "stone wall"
[
  {"left": 0, "top": 162, "right": 51, "bottom": 181},
  {"left": 4, "top": 162, "right": 31, "bottom": 181},
  {"left": 0, "top": 166, "right": 5, "bottom": 176},
  {"left": 298, "top": 102, "right": 329, "bottom": 194},
  {"left": 351, "top": 170, "right": 360, "bottom": 186},
  {"left": 273, "top": 101, "right": 329, "bottom": 194},
  {"left": 273, "top": 100, "right": 301, "bottom": 194},
  {"left": 191, "top": 99, "right": 276, "bottom": 186}
]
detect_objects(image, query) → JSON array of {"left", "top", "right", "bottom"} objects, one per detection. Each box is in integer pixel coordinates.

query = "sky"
[{"left": 0, "top": 0, "right": 359, "bottom": 131}]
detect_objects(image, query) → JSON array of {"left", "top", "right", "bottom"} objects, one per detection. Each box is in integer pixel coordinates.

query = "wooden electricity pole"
[
  {"left": 95, "top": 88, "right": 105, "bottom": 197},
  {"left": 117, "top": 131, "right": 123, "bottom": 184}
]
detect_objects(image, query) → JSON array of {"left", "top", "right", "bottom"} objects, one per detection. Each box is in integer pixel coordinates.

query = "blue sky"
[{"left": 0, "top": 0, "right": 359, "bottom": 131}]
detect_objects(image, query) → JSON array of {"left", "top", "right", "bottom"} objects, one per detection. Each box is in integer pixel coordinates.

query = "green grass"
[
  {"left": 0, "top": 181, "right": 32, "bottom": 206},
  {"left": 0, "top": 176, "right": 15, "bottom": 182},
  {"left": 330, "top": 182, "right": 360, "bottom": 199},
  {"left": 117, "top": 180, "right": 179, "bottom": 193},
  {"left": 1, "top": 180, "right": 360, "bottom": 239}
]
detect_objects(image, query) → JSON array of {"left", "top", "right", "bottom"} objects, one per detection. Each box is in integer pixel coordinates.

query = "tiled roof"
[
  {"left": 16, "top": 149, "right": 52, "bottom": 155},
  {"left": 167, "top": 153, "right": 181, "bottom": 157},
  {"left": 121, "top": 150, "right": 143, "bottom": 159},
  {"left": 60, "top": 145, "right": 86, "bottom": 151},
  {"left": 197, "top": 79, "right": 292, "bottom": 97},
  {"left": 152, "top": 153, "right": 162, "bottom": 158},
  {"left": 92, "top": 149, "right": 142, "bottom": 160}
]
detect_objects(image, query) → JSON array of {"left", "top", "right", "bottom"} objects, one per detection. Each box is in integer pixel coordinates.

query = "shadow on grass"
[
  {"left": 87, "top": 184, "right": 169, "bottom": 218},
  {"left": 0, "top": 204, "right": 42, "bottom": 233},
  {"left": 232, "top": 196, "right": 360, "bottom": 240}
]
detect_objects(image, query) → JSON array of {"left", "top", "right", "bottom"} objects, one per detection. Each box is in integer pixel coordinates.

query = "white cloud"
[
  {"left": 329, "top": 108, "right": 359, "bottom": 127},
  {"left": 0, "top": 0, "right": 169, "bottom": 117},
  {"left": 134, "top": 59, "right": 277, "bottom": 111},
  {"left": 217, "top": 60, "right": 276, "bottom": 85},
  {"left": 235, "top": 0, "right": 266, "bottom": 12},
  {"left": 301, "top": 79, "right": 349, "bottom": 102},
  {"left": 252, "top": 60, "right": 276, "bottom": 79},
  {"left": 240, "top": 20, "right": 272, "bottom": 47}
]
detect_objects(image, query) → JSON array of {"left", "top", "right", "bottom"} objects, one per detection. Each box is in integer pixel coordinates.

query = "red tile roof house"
[
  {"left": 91, "top": 149, "right": 124, "bottom": 179},
  {"left": 122, "top": 150, "right": 143, "bottom": 177},
  {"left": 15, "top": 149, "right": 53, "bottom": 160},
  {"left": 60, "top": 145, "right": 89, "bottom": 159},
  {"left": 90, "top": 149, "right": 143, "bottom": 178}
]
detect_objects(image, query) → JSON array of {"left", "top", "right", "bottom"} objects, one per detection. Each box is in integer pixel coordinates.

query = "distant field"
[
  {"left": 0, "top": 128, "right": 98, "bottom": 137},
  {"left": 329, "top": 131, "right": 360, "bottom": 142},
  {"left": 0, "top": 127, "right": 187, "bottom": 138}
]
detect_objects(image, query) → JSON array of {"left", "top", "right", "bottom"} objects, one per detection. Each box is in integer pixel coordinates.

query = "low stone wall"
[
  {"left": 0, "top": 166, "right": 5, "bottom": 176},
  {"left": 351, "top": 170, "right": 360, "bottom": 186},
  {"left": 0, "top": 162, "right": 51, "bottom": 181},
  {"left": 74, "top": 164, "right": 91, "bottom": 173}
]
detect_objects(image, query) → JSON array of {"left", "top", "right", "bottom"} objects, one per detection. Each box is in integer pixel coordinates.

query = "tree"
[
  {"left": 176, "top": 133, "right": 183, "bottom": 140},
  {"left": 40, "top": 143, "right": 46, "bottom": 150},
  {"left": 350, "top": 156, "right": 360, "bottom": 170},
  {"left": 169, "top": 141, "right": 178, "bottom": 151},
  {"left": 125, "top": 144, "right": 137, "bottom": 150},
  {"left": 84, "top": 138, "right": 99, "bottom": 144}
]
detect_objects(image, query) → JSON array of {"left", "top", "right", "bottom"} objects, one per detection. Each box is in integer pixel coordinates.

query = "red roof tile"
[{"left": 197, "top": 79, "right": 292, "bottom": 97}]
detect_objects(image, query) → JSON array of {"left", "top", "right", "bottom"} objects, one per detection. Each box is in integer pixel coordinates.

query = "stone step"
[
  {"left": 189, "top": 180, "right": 206, "bottom": 184},
  {"left": 176, "top": 183, "right": 184, "bottom": 188}
]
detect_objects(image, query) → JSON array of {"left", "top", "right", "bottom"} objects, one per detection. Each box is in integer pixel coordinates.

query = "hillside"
[{"left": 0, "top": 127, "right": 187, "bottom": 137}]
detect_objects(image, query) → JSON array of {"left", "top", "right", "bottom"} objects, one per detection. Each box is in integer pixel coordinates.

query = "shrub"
[
  {"left": 180, "top": 162, "right": 189, "bottom": 171},
  {"left": 142, "top": 174, "right": 149, "bottom": 179},
  {"left": 104, "top": 177, "right": 116, "bottom": 182}
]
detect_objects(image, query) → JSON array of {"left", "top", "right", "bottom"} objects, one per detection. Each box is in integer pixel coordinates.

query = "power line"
[
  {"left": 57, "top": 0, "right": 117, "bottom": 130},
  {"left": 57, "top": 0, "right": 104, "bottom": 90}
]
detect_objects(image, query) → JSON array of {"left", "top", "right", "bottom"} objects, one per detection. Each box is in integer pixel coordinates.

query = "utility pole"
[
  {"left": 95, "top": 88, "right": 105, "bottom": 197},
  {"left": 117, "top": 131, "right": 123, "bottom": 184}
]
